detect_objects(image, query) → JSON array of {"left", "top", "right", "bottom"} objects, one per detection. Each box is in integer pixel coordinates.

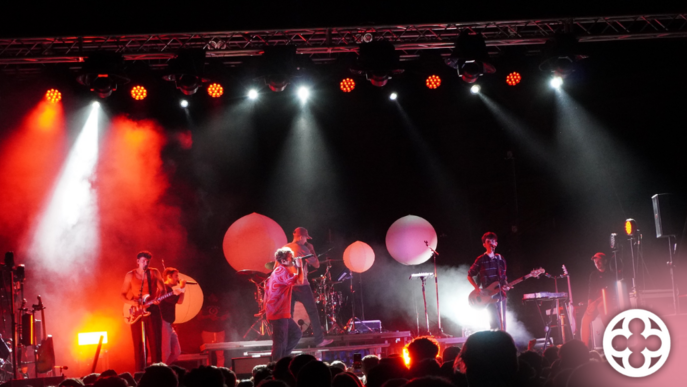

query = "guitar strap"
[{"left": 146, "top": 269, "right": 154, "bottom": 300}]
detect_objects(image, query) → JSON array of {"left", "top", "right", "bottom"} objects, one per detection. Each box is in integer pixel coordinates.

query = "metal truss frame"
[{"left": 1, "top": 13, "right": 686, "bottom": 72}]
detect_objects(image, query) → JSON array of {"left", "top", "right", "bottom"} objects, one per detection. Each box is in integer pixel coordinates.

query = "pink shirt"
[
  {"left": 283, "top": 242, "right": 313, "bottom": 285},
  {"left": 265, "top": 265, "right": 299, "bottom": 320}
]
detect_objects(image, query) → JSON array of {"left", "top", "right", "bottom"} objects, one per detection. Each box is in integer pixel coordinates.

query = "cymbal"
[
  {"left": 319, "top": 258, "right": 342, "bottom": 263},
  {"left": 236, "top": 270, "right": 269, "bottom": 282},
  {"left": 265, "top": 261, "right": 276, "bottom": 271}
]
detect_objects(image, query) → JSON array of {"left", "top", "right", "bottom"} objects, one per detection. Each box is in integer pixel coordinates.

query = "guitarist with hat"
[
  {"left": 467, "top": 232, "right": 510, "bottom": 331},
  {"left": 120, "top": 251, "right": 165, "bottom": 371}
]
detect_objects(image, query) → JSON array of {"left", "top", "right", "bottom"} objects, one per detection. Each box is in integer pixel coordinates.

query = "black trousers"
[{"left": 130, "top": 304, "right": 162, "bottom": 371}]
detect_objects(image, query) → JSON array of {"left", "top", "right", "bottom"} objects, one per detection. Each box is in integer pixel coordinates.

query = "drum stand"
[
  {"left": 316, "top": 262, "right": 346, "bottom": 334},
  {"left": 242, "top": 280, "right": 272, "bottom": 339},
  {"left": 343, "top": 272, "right": 374, "bottom": 333}
]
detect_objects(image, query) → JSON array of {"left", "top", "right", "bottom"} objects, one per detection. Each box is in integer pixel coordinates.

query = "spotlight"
[
  {"left": 130, "top": 85, "right": 147, "bottom": 101},
  {"left": 539, "top": 33, "right": 585, "bottom": 79},
  {"left": 426, "top": 75, "right": 441, "bottom": 89},
  {"left": 445, "top": 30, "right": 495, "bottom": 84},
  {"left": 76, "top": 52, "right": 129, "bottom": 98},
  {"left": 207, "top": 83, "right": 224, "bottom": 98},
  {"left": 45, "top": 89, "right": 61, "bottom": 103},
  {"left": 550, "top": 76, "right": 563, "bottom": 89},
  {"left": 625, "top": 219, "right": 638, "bottom": 236},
  {"left": 297, "top": 86, "right": 310, "bottom": 101},
  {"left": 248, "top": 89, "right": 258, "bottom": 100},
  {"left": 350, "top": 41, "right": 404, "bottom": 87},
  {"left": 470, "top": 84, "right": 481, "bottom": 94},
  {"left": 340, "top": 78, "right": 356, "bottom": 93},
  {"left": 506, "top": 72, "right": 521, "bottom": 86},
  {"left": 389, "top": 92, "right": 398, "bottom": 100},
  {"left": 163, "top": 49, "right": 208, "bottom": 95},
  {"left": 180, "top": 100, "right": 189, "bottom": 108},
  {"left": 258, "top": 45, "right": 313, "bottom": 92}
]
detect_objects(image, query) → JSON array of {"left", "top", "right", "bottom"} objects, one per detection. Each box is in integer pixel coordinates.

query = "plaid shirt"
[{"left": 468, "top": 253, "right": 508, "bottom": 295}]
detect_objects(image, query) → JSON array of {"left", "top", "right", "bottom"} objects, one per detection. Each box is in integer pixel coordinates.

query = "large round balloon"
[
  {"left": 343, "top": 241, "right": 375, "bottom": 273},
  {"left": 223, "top": 213, "right": 288, "bottom": 273},
  {"left": 174, "top": 273, "right": 203, "bottom": 324},
  {"left": 385, "top": 215, "right": 438, "bottom": 265}
]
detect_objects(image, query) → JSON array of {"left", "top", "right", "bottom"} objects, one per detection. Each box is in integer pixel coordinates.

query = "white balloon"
[
  {"left": 222, "top": 213, "right": 287, "bottom": 273},
  {"left": 385, "top": 215, "right": 438, "bottom": 265},
  {"left": 174, "top": 273, "right": 203, "bottom": 324},
  {"left": 343, "top": 241, "right": 375, "bottom": 273}
]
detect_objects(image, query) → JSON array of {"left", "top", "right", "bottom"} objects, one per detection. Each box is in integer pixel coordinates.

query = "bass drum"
[{"left": 292, "top": 301, "right": 311, "bottom": 333}]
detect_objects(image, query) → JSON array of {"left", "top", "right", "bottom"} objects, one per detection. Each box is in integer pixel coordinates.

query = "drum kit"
[{"left": 238, "top": 255, "right": 349, "bottom": 338}]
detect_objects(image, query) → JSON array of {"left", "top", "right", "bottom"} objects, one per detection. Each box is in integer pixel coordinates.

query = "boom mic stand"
[
  {"left": 424, "top": 241, "right": 449, "bottom": 337},
  {"left": 409, "top": 273, "right": 434, "bottom": 336}
]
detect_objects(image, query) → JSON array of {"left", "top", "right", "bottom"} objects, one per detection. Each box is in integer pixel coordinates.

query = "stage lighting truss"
[
  {"left": 506, "top": 72, "right": 521, "bottom": 86},
  {"left": 131, "top": 85, "right": 147, "bottom": 100},
  {"left": 426, "top": 75, "right": 441, "bottom": 89},
  {"left": 207, "top": 83, "right": 224, "bottom": 98},
  {"left": 340, "top": 78, "right": 355, "bottom": 92},
  {"left": 76, "top": 52, "right": 129, "bottom": 98},
  {"left": 45, "top": 89, "right": 61, "bottom": 103},
  {"left": 350, "top": 41, "right": 404, "bottom": 87},
  {"left": 445, "top": 31, "right": 496, "bottom": 84}
]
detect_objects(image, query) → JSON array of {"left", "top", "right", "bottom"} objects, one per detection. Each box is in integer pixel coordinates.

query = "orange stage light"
[
  {"left": 207, "top": 83, "right": 224, "bottom": 98},
  {"left": 402, "top": 346, "right": 411, "bottom": 368},
  {"left": 340, "top": 78, "right": 355, "bottom": 93},
  {"left": 78, "top": 331, "right": 108, "bottom": 345},
  {"left": 625, "top": 219, "right": 637, "bottom": 236},
  {"left": 426, "top": 75, "right": 441, "bottom": 89},
  {"left": 506, "top": 72, "right": 522, "bottom": 86},
  {"left": 131, "top": 86, "right": 147, "bottom": 101},
  {"left": 46, "top": 89, "right": 62, "bottom": 103}
]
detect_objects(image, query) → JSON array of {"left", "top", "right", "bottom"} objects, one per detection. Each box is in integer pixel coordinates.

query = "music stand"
[{"left": 409, "top": 272, "right": 434, "bottom": 335}]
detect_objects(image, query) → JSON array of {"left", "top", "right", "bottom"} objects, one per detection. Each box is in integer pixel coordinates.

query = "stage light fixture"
[
  {"left": 297, "top": 86, "right": 310, "bottom": 101},
  {"left": 506, "top": 72, "right": 522, "bottom": 86},
  {"left": 389, "top": 92, "right": 398, "bottom": 100},
  {"left": 340, "top": 78, "right": 356, "bottom": 93},
  {"left": 350, "top": 41, "right": 404, "bottom": 87},
  {"left": 539, "top": 33, "right": 585, "bottom": 79},
  {"left": 180, "top": 100, "right": 189, "bottom": 108},
  {"left": 45, "top": 89, "right": 61, "bottom": 103},
  {"left": 550, "top": 76, "right": 563, "bottom": 89},
  {"left": 207, "top": 83, "right": 224, "bottom": 98},
  {"left": 470, "top": 84, "right": 481, "bottom": 94},
  {"left": 257, "top": 45, "right": 313, "bottom": 92},
  {"left": 445, "top": 30, "right": 495, "bottom": 84},
  {"left": 426, "top": 75, "right": 441, "bottom": 89},
  {"left": 76, "top": 52, "right": 129, "bottom": 98},
  {"left": 163, "top": 49, "right": 209, "bottom": 95},
  {"left": 248, "top": 89, "right": 258, "bottom": 100},
  {"left": 130, "top": 85, "right": 147, "bottom": 101},
  {"left": 625, "top": 219, "right": 638, "bottom": 236}
]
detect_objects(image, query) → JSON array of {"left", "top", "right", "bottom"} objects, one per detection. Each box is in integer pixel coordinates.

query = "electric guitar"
[
  {"left": 123, "top": 281, "right": 186, "bottom": 324},
  {"left": 468, "top": 268, "right": 545, "bottom": 309}
]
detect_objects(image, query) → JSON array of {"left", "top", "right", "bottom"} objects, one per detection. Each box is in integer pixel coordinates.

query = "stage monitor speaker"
[
  {"left": 0, "top": 376, "right": 64, "bottom": 387},
  {"left": 652, "top": 193, "right": 685, "bottom": 238},
  {"left": 232, "top": 357, "right": 269, "bottom": 380}
]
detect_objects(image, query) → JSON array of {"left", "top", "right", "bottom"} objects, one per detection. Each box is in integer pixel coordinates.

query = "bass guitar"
[
  {"left": 123, "top": 281, "right": 186, "bottom": 324},
  {"left": 468, "top": 268, "right": 545, "bottom": 309}
]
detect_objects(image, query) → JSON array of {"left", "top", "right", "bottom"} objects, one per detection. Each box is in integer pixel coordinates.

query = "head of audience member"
[
  {"left": 274, "top": 356, "right": 296, "bottom": 386},
  {"left": 550, "top": 368, "right": 573, "bottom": 387},
  {"left": 557, "top": 340, "right": 590, "bottom": 370},
  {"left": 407, "top": 337, "right": 440, "bottom": 366},
  {"left": 566, "top": 361, "right": 618, "bottom": 387},
  {"left": 289, "top": 354, "right": 317, "bottom": 379},
  {"left": 588, "top": 350, "right": 602, "bottom": 363},
  {"left": 93, "top": 376, "right": 128, "bottom": 387},
  {"left": 518, "top": 350, "right": 544, "bottom": 379},
  {"left": 295, "top": 360, "right": 331, "bottom": 387},
  {"left": 542, "top": 346, "right": 559, "bottom": 367},
  {"left": 329, "top": 360, "right": 346, "bottom": 371},
  {"left": 100, "top": 370, "right": 118, "bottom": 378},
  {"left": 117, "top": 372, "right": 137, "bottom": 387},
  {"left": 219, "top": 367, "right": 237, "bottom": 387},
  {"left": 331, "top": 371, "right": 363, "bottom": 387},
  {"left": 258, "top": 381, "right": 289, "bottom": 387},
  {"left": 59, "top": 378, "right": 85, "bottom": 387},
  {"left": 409, "top": 357, "right": 441, "bottom": 379},
  {"left": 455, "top": 330, "right": 518, "bottom": 386},
  {"left": 83, "top": 373, "right": 100, "bottom": 385},
  {"left": 138, "top": 363, "right": 178, "bottom": 387},
  {"left": 379, "top": 379, "right": 407, "bottom": 387},
  {"left": 253, "top": 364, "right": 273, "bottom": 386},
  {"left": 404, "top": 376, "right": 454, "bottom": 387},
  {"left": 361, "top": 355, "right": 380, "bottom": 376},
  {"left": 329, "top": 366, "right": 344, "bottom": 378},
  {"left": 366, "top": 364, "right": 403, "bottom": 387},
  {"left": 379, "top": 355, "right": 408, "bottom": 375},
  {"left": 442, "top": 346, "right": 461, "bottom": 365},
  {"left": 237, "top": 381, "right": 253, "bottom": 387},
  {"left": 183, "top": 365, "right": 225, "bottom": 387}
]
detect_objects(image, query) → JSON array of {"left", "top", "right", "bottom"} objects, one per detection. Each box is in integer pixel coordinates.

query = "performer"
[
  {"left": 199, "top": 293, "right": 229, "bottom": 367},
  {"left": 266, "top": 247, "right": 304, "bottom": 360},
  {"left": 467, "top": 232, "right": 509, "bottom": 331},
  {"left": 160, "top": 267, "right": 186, "bottom": 365},
  {"left": 283, "top": 227, "right": 332, "bottom": 347},
  {"left": 581, "top": 252, "right": 619, "bottom": 348},
  {"left": 120, "top": 251, "right": 164, "bottom": 371}
]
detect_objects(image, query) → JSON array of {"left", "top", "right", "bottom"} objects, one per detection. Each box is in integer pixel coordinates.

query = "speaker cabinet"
[{"left": 652, "top": 193, "right": 685, "bottom": 238}]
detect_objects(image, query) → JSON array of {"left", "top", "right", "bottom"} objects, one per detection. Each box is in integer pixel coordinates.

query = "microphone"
[{"left": 295, "top": 254, "right": 314, "bottom": 260}]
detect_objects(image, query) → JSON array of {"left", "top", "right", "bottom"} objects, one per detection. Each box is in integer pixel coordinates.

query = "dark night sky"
[{"left": 1, "top": 3, "right": 686, "bottom": 341}]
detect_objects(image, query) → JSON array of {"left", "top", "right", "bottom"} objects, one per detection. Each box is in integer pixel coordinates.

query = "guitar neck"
[
  {"left": 143, "top": 290, "right": 176, "bottom": 308},
  {"left": 508, "top": 274, "right": 531, "bottom": 287}
]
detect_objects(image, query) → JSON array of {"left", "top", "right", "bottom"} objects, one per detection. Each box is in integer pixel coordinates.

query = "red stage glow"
[
  {"left": 403, "top": 346, "right": 411, "bottom": 368},
  {"left": 208, "top": 83, "right": 224, "bottom": 98},
  {"left": 426, "top": 75, "right": 441, "bottom": 89},
  {"left": 506, "top": 72, "right": 522, "bottom": 86},
  {"left": 340, "top": 78, "right": 355, "bottom": 92},
  {"left": 131, "top": 86, "right": 147, "bottom": 100},
  {"left": 46, "top": 89, "right": 62, "bottom": 103}
]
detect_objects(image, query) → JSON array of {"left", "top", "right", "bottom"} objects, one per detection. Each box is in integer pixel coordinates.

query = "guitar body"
[
  {"left": 468, "top": 282, "right": 503, "bottom": 309},
  {"left": 123, "top": 295, "right": 152, "bottom": 325}
]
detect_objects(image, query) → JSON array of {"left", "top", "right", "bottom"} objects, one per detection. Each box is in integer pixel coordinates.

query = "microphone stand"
[
  {"left": 424, "top": 241, "right": 448, "bottom": 337},
  {"left": 138, "top": 265, "right": 148, "bottom": 371}
]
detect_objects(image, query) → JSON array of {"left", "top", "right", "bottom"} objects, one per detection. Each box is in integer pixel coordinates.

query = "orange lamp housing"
[
  {"left": 340, "top": 78, "right": 355, "bottom": 93},
  {"left": 625, "top": 218, "right": 637, "bottom": 236},
  {"left": 46, "top": 89, "right": 62, "bottom": 103},
  {"left": 426, "top": 75, "right": 441, "bottom": 89},
  {"left": 131, "top": 86, "right": 147, "bottom": 101},
  {"left": 207, "top": 83, "right": 224, "bottom": 98},
  {"left": 506, "top": 72, "right": 522, "bottom": 86}
]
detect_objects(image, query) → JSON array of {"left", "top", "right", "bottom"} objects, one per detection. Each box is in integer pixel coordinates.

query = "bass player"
[{"left": 467, "top": 232, "right": 510, "bottom": 331}]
